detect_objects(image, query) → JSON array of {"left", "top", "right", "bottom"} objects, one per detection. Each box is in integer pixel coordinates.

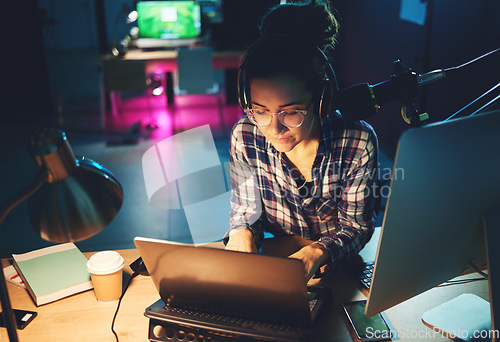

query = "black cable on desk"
[{"left": 111, "top": 271, "right": 140, "bottom": 342}]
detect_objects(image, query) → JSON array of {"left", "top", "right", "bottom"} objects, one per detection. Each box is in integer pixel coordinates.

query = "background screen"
[{"left": 137, "top": 1, "right": 202, "bottom": 39}]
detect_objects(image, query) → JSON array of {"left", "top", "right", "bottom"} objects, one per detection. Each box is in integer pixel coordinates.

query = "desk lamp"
[{"left": 0, "top": 128, "right": 124, "bottom": 341}]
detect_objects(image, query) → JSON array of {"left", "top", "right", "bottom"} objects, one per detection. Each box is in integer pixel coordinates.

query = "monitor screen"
[
  {"left": 137, "top": 1, "right": 202, "bottom": 39},
  {"left": 364, "top": 110, "right": 499, "bottom": 330},
  {"left": 199, "top": 0, "right": 223, "bottom": 23}
]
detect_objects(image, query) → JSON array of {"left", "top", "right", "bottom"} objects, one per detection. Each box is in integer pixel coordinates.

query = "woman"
[{"left": 224, "top": 0, "right": 378, "bottom": 281}]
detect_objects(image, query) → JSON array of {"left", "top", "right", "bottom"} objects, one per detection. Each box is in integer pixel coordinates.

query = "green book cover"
[{"left": 12, "top": 243, "right": 93, "bottom": 306}]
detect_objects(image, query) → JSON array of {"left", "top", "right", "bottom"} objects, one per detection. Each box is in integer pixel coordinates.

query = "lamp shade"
[{"left": 26, "top": 128, "right": 123, "bottom": 243}]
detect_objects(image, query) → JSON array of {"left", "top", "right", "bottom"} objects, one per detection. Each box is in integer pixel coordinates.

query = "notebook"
[{"left": 134, "top": 236, "right": 331, "bottom": 341}]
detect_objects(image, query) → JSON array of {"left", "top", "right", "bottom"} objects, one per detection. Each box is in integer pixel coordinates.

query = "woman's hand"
[
  {"left": 225, "top": 228, "right": 258, "bottom": 253},
  {"left": 289, "top": 244, "right": 330, "bottom": 281}
]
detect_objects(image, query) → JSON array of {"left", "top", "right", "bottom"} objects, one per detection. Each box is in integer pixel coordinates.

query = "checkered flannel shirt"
[{"left": 225, "top": 113, "right": 379, "bottom": 274}]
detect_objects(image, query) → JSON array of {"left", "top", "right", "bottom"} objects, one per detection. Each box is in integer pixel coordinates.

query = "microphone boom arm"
[
  {"left": 371, "top": 60, "right": 428, "bottom": 126},
  {"left": 335, "top": 47, "right": 500, "bottom": 125}
]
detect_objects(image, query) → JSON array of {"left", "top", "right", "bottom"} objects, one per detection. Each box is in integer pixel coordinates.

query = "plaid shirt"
[{"left": 225, "top": 112, "right": 378, "bottom": 273}]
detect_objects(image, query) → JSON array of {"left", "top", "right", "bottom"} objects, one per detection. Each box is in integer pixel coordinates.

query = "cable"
[
  {"left": 438, "top": 260, "right": 488, "bottom": 287},
  {"left": 468, "top": 93, "right": 500, "bottom": 117},
  {"left": 440, "top": 48, "right": 500, "bottom": 121},
  {"left": 467, "top": 260, "right": 488, "bottom": 279},
  {"left": 111, "top": 271, "right": 140, "bottom": 342},
  {"left": 445, "top": 82, "right": 500, "bottom": 121},
  {"left": 438, "top": 277, "right": 487, "bottom": 287},
  {"left": 444, "top": 48, "right": 500, "bottom": 73}
]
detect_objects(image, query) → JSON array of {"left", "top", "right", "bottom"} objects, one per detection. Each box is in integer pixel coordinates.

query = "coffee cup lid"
[{"left": 86, "top": 251, "right": 124, "bottom": 275}]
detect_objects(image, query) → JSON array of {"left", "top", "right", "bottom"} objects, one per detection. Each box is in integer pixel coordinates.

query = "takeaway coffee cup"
[{"left": 86, "top": 251, "right": 124, "bottom": 303}]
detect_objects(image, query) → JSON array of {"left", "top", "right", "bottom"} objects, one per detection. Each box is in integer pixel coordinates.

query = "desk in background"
[
  {"left": 1, "top": 249, "right": 490, "bottom": 341},
  {"left": 100, "top": 49, "right": 244, "bottom": 130}
]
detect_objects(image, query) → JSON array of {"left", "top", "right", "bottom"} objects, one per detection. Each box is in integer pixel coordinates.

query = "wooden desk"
[
  {"left": 1, "top": 249, "right": 157, "bottom": 342},
  {"left": 1, "top": 249, "right": 490, "bottom": 341},
  {"left": 100, "top": 49, "right": 243, "bottom": 129},
  {"left": 313, "top": 272, "right": 490, "bottom": 341},
  {"left": 117, "top": 49, "right": 244, "bottom": 72}
]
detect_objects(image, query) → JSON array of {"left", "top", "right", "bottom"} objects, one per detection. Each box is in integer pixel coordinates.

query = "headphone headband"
[{"left": 237, "top": 34, "right": 339, "bottom": 117}]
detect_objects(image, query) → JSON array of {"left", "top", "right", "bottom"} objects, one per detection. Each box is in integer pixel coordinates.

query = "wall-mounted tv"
[{"left": 136, "top": 0, "right": 202, "bottom": 48}]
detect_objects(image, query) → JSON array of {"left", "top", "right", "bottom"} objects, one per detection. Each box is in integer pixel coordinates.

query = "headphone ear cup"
[
  {"left": 323, "top": 58, "right": 339, "bottom": 115},
  {"left": 316, "top": 79, "right": 333, "bottom": 118},
  {"left": 237, "top": 65, "right": 247, "bottom": 111}
]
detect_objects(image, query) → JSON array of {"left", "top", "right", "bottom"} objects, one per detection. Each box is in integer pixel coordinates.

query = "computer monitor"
[
  {"left": 365, "top": 110, "right": 500, "bottom": 336},
  {"left": 136, "top": 0, "right": 202, "bottom": 49},
  {"left": 199, "top": 0, "right": 223, "bottom": 23}
]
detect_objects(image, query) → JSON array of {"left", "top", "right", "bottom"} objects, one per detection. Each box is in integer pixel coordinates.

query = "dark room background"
[
  {"left": 3, "top": 0, "right": 499, "bottom": 151},
  {"left": 0, "top": 0, "right": 499, "bottom": 258}
]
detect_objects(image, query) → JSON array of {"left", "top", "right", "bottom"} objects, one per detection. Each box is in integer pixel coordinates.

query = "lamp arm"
[
  {"left": 0, "top": 170, "right": 48, "bottom": 225},
  {"left": 0, "top": 266, "right": 18, "bottom": 341},
  {"left": 0, "top": 169, "right": 48, "bottom": 342}
]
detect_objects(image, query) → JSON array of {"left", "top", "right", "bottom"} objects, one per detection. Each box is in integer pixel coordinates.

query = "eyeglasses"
[{"left": 244, "top": 102, "right": 312, "bottom": 128}]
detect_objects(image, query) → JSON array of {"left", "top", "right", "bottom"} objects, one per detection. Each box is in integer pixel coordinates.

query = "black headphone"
[{"left": 237, "top": 35, "right": 339, "bottom": 118}]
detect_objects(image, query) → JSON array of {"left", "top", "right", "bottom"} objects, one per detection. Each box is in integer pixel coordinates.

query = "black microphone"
[{"left": 335, "top": 64, "right": 447, "bottom": 122}]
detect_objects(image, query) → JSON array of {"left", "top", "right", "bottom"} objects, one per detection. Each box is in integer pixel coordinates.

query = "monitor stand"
[
  {"left": 422, "top": 208, "right": 499, "bottom": 342},
  {"left": 422, "top": 293, "right": 491, "bottom": 341}
]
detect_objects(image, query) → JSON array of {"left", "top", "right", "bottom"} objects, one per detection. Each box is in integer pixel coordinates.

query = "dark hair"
[
  {"left": 240, "top": 1, "right": 339, "bottom": 110},
  {"left": 259, "top": 0, "right": 339, "bottom": 53}
]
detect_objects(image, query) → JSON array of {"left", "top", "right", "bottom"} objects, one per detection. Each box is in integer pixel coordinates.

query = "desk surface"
[
  {"left": 1, "top": 248, "right": 490, "bottom": 342},
  {"left": 2, "top": 249, "right": 158, "bottom": 342},
  {"left": 119, "top": 49, "right": 244, "bottom": 61}
]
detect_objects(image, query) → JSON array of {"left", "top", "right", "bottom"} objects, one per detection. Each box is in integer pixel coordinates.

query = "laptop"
[{"left": 134, "top": 236, "right": 331, "bottom": 342}]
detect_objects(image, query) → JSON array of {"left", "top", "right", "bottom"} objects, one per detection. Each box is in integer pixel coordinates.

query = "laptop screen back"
[{"left": 134, "top": 237, "right": 312, "bottom": 326}]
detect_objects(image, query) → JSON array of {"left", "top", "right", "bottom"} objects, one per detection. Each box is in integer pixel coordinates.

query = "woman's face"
[{"left": 249, "top": 75, "right": 319, "bottom": 153}]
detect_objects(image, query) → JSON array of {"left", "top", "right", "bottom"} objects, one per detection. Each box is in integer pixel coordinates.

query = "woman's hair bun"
[{"left": 259, "top": 0, "right": 339, "bottom": 52}]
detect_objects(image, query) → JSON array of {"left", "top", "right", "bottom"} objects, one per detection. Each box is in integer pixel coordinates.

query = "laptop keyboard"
[
  {"left": 163, "top": 305, "right": 301, "bottom": 332},
  {"left": 349, "top": 261, "right": 374, "bottom": 289},
  {"left": 159, "top": 297, "right": 320, "bottom": 333},
  {"left": 309, "top": 298, "right": 318, "bottom": 311}
]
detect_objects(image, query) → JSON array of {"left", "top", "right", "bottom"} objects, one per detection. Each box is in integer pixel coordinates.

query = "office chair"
[
  {"left": 173, "top": 46, "right": 225, "bottom": 132},
  {"left": 102, "top": 59, "right": 148, "bottom": 117},
  {"left": 101, "top": 58, "right": 159, "bottom": 134}
]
